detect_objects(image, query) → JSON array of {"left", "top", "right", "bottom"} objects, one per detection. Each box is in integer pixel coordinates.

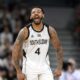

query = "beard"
[{"left": 31, "top": 17, "right": 43, "bottom": 25}]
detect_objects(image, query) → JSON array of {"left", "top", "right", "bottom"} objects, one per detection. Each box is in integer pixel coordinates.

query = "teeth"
[
  {"left": 36, "top": 17, "right": 38, "bottom": 18},
  {"left": 35, "top": 18, "right": 39, "bottom": 19}
]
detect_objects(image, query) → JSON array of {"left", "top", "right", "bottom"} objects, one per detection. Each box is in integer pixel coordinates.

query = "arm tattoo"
[
  {"left": 56, "top": 47, "right": 63, "bottom": 70},
  {"left": 12, "top": 30, "right": 25, "bottom": 72},
  {"left": 49, "top": 26, "right": 63, "bottom": 70}
]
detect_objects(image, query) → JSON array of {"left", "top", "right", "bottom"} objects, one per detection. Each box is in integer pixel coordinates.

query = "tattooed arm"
[
  {"left": 12, "top": 27, "right": 28, "bottom": 73},
  {"left": 49, "top": 26, "right": 63, "bottom": 77}
]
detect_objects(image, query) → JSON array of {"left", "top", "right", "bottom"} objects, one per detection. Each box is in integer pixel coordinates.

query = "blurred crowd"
[
  {"left": 68, "top": 4, "right": 80, "bottom": 48},
  {"left": 0, "top": 2, "right": 31, "bottom": 80},
  {"left": 73, "top": 4, "right": 80, "bottom": 47}
]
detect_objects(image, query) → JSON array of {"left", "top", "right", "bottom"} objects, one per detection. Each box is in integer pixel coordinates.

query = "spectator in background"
[
  {"left": 0, "top": 35, "right": 16, "bottom": 80},
  {"left": 68, "top": 58, "right": 76, "bottom": 69},
  {"left": 7, "top": 54, "right": 17, "bottom": 80},
  {"left": 3, "top": 6, "right": 12, "bottom": 23},
  {"left": 13, "top": 20, "right": 21, "bottom": 42},
  {"left": 60, "top": 58, "right": 80, "bottom": 80},
  {"left": 0, "top": 38, "right": 11, "bottom": 64},
  {"left": 0, "top": 6, "right": 4, "bottom": 33},
  {"left": 73, "top": 23, "right": 80, "bottom": 46},
  {"left": 69, "top": 4, "right": 80, "bottom": 47},
  {"left": 10, "top": 6, "right": 21, "bottom": 33},
  {"left": 0, "top": 25, "right": 13, "bottom": 45},
  {"left": 0, "top": 31, "right": 12, "bottom": 67},
  {"left": 2, "top": 18, "right": 12, "bottom": 32},
  {"left": 20, "top": 3, "right": 27, "bottom": 26},
  {"left": 0, "top": 66, "right": 8, "bottom": 80},
  {"left": 59, "top": 61, "right": 68, "bottom": 80},
  {"left": 59, "top": 61, "right": 76, "bottom": 80},
  {"left": 68, "top": 58, "right": 80, "bottom": 80},
  {"left": 0, "top": 38, "right": 11, "bottom": 80},
  {"left": 74, "top": 4, "right": 80, "bottom": 21}
]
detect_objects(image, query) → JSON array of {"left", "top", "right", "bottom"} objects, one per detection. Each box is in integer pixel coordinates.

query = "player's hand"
[
  {"left": 53, "top": 68, "right": 62, "bottom": 78},
  {"left": 17, "top": 71, "right": 26, "bottom": 80}
]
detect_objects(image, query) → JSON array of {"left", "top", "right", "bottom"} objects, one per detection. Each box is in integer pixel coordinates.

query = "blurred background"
[{"left": 0, "top": 0, "right": 80, "bottom": 80}]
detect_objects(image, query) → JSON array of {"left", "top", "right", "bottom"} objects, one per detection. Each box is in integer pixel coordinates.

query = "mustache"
[{"left": 31, "top": 17, "right": 44, "bottom": 21}]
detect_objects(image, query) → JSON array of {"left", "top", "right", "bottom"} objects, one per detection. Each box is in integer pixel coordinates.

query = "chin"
[
  {"left": 33, "top": 21, "right": 41, "bottom": 25},
  {"left": 35, "top": 22, "right": 41, "bottom": 25},
  {"left": 33, "top": 19, "right": 42, "bottom": 25}
]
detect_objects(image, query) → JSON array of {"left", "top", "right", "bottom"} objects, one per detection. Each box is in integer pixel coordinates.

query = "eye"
[
  {"left": 31, "top": 11, "right": 35, "bottom": 14},
  {"left": 37, "top": 10, "right": 42, "bottom": 13}
]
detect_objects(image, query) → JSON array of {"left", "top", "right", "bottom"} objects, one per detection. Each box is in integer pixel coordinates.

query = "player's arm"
[
  {"left": 49, "top": 26, "right": 63, "bottom": 70},
  {"left": 12, "top": 27, "right": 28, "bottom": 73}
]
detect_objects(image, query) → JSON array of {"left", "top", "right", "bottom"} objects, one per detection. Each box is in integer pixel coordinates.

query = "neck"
[{"left": 32, "top": 22, "right": 43, "bottom": 31}]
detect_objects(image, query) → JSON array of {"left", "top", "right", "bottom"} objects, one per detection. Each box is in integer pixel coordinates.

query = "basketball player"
[{"left": 12, "top": 6, "right": 63, "bottom": 80}]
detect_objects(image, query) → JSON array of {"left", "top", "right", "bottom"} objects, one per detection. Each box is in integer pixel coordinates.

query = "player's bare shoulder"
[
  {"left": 16, "top": 26, "right": 29, "bottom": 42},
  {"left": 48, "top": 26, "right": 58, "bottom": 38},
  {"left": 48, "top": 25, "right": 61, "bottom": 49},
  {"left": 21, "top": 27, "right": 29, "bottom": 40}
]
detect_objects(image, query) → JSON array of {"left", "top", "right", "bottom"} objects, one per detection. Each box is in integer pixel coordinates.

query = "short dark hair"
[
  {"left": 30, "top": 6, "right": 45, "bottom": 14},
  {"left": 63, "top": 61, "right": 73, "bottom": 71}
]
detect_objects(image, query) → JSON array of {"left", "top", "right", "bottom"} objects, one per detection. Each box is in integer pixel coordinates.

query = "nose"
[
  {"left": 34, "top": 11, "right": 38, "bottom": 14},
  {"left": 34, "top": 11, "right": 38, "bottom": 15}
]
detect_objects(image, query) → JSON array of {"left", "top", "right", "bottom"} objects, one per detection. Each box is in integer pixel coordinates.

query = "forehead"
[{"left": 31, "top": 8, "right": 42, "bottom": 12}]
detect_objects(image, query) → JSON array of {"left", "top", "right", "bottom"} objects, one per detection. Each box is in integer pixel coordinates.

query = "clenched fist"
[
  {"left": 53, "top": 68, "right": 62, "bottom": 78},
  {"left": 17, "top": 72, "right": 26, "bottom": 80}
]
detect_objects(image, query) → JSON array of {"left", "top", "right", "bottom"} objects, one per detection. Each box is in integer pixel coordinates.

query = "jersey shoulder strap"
[
  {"left": 25, "top": 23, "right": 32, "bottom": 28},
  {"left": 23, "top": 23, "right": 32, "bottom": 58},
  {"left": 43, "top": 22, "right": 49, "bottom": 27},
  {"left": 24, "top": 23, "right": 32, "bottom": 40},
  {"left": 43, "top": 22, "right": 51, "bottom": 38}
]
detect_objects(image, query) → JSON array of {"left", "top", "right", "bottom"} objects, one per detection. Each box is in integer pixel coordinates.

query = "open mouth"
[
  {"left": 34, "top": 17, "right": 40, "bottom": 22},
  {"left": 33, "top": 15, "right": 41, "bottom": 23},
  {"left": 34, "top": 15, "right": 40, "bottom": 19}
]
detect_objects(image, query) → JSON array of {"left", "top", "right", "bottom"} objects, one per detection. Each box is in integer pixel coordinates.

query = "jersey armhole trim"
[
  {"left": 47, "top": 26, "right": 51, "bottom": 39},
  {"left": 25, "top": 23, "right": 31, "bottom": 40},
  {"left": 26, "top": 27, "right": 29, "bottom": 40},
  {"left": 44, "top": 23, "right": 51, "bottom": 38},
  {"left": 23, "top": 49, "right": 26, "bottom": 58}
]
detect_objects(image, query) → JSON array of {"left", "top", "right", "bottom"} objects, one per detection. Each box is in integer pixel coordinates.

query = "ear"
[{"left": 42, "top": 14, "right": 44, "bottom": 18}]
